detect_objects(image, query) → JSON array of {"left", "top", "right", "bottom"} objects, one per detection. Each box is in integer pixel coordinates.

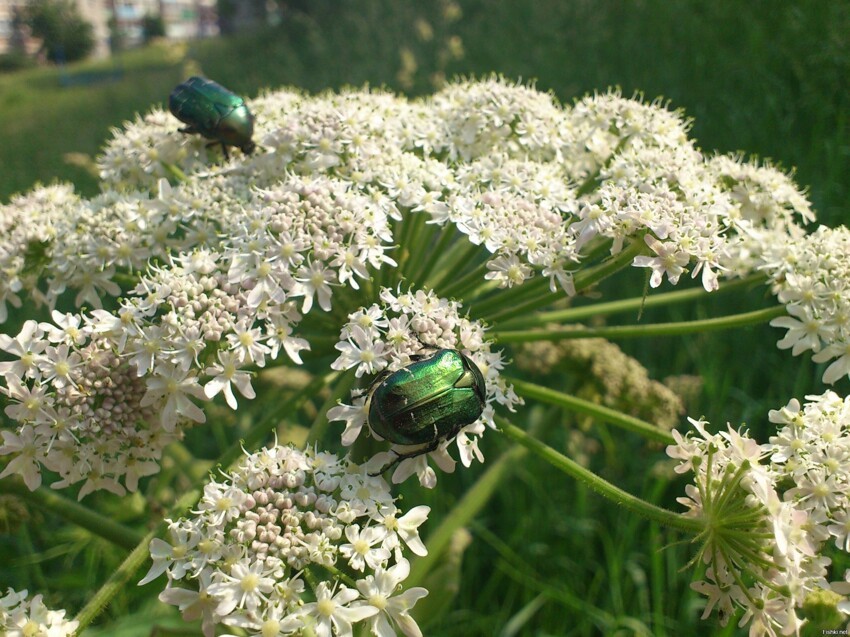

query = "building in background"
[
  {"left": 0, "top": 0, "right": 218, "bottom": 59},
  {"left": 111, "top": 0, "right": 217, "bottom": 49}
]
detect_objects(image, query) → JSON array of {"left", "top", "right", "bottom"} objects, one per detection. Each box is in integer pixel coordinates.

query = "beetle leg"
[
  {"left": 368, "top": 432, "right": 443, "bottom": 477},
  {"left": 177, "top": 126, "right": 198, "bottom": 134},
  {"left": 221, "top": 142, "right": 230, "bottom": 161}
]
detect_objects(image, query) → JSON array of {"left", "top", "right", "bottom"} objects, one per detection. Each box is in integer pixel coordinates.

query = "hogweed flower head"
[
  {"left": 667, "top": 391, "right": 850, "bottom": 635},
  {"left": 141, "top": 444, "right": 429, "bottom": 637},
  {"left": 329, "top": 286, "right": 521, "bottom": 488},
  {"left": 0, "top": 77, "right": 818, "bottom": 504},
  {"left": 763, "top": 226, "right": 850, "bottom": 384}
]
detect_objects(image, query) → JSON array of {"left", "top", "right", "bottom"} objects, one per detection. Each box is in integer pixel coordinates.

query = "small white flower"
[
  {"left": 141, "top": 362, "right": 207, "bottom": 430},
  {"left": 355, "top": 558, "right": 429, "bottom": 637},
  {"left": 298, "top": 582, "right": 378, "bottom": 637},
  {"left": 340, "top": 525, "right": 391, "bottom": 571},
  {"left": 633, "top": 234, "right": 690, "bottom": 287},
  {"left": 204, "top": 350, "right": 256, "bottom": 409}
]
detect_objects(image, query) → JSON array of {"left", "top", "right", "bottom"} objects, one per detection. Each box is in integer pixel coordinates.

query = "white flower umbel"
[
  {"left": 760, "top": 226, "right": 850, "bottom": 384},
  {"left": 767, "top": 392, "right": 850, "bottom": 554},
  {"left": 0, "top": 317, "right": 178, "bottom": 497},
  {"left": 667, "top": 412, "right": 834, "bottom": 636},
  {"left": 0, "top": 78, "right": 819, "bottom": 502},
  {"left": 140, "top": 445, "right": 428, "bottom": 637},
  {"left": 0, "top": 587, "right": 79, "bottom": 637},
  {"left": 328, "top": 287, "right": 521, "bottom": 488}
]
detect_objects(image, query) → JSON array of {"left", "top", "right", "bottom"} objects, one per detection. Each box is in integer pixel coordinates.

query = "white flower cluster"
[
  {"left": 0, "top": 171, "right": 403, "bottom": 496},
  {"left": 328, "top": 287, "right": 521, "bottom": 488},
  {"left": 0, "top": 316, "right": 178, "bottom": 497},
  {"left": 80, "top": 78, "right": 814, "bottom": 301},
  {"left": 667, "top": 416, "right": 826, "bottom": 637},
  {"left": 764, "top": 226, "right": 850, "bottom": 384},
  {"left": 0, "top": 78, "right": 818, "bottom": 497},
  {"left": 141, "top": 445, "right": 429, "bottom": 637},
  {"left": 768, "top": 392, "right": 850, "bottom": 556},
  {"left": 710, "top": 154, "right": 814, "bottom": 279},
  {"left": 0, "top": 587, "right": 78, "bottom": 637}
]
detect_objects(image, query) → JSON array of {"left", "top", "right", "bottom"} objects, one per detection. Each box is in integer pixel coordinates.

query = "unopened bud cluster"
[{"left": 142, "top": 444, "right": 429, "bottom": 637}]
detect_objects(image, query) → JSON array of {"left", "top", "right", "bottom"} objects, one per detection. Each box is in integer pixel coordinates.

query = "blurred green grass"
[{"left": 1, "top": 1, "right": 848, "bottom": 635}]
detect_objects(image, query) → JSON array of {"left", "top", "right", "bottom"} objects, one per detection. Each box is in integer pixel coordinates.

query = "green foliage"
[
  {"left": 24, "top": 0, "right": 95, "bottom": 63},
  {"left": 0, "top": 52, "right": 36, "bottom": 74},
  {"left": 141, "top": 13, "right": 165, "bottom": 44}
]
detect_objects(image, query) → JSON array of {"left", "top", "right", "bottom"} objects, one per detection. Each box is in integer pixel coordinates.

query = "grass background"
[{"left": 1, "top": 1, "right": 849, "bottom": 635}]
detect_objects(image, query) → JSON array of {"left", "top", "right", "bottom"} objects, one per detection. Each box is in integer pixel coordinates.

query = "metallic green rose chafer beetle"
[
  {"left": 168, "top": 76, "right": 256, "bottom": 160},
  {"left": 365, "top": 348, "right": 487, "bottom": 474}
]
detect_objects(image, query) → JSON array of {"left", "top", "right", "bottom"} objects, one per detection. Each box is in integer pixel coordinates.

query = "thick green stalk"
[
  {"left": 505, "top": 377, "right": 675, "bottom": 445},
  {"left": 572, "top": 238, "right": 648, "bottom": 291},
  {"left": 396, "top": 210, "right": 426, "bottom": 278},
  {"left": 492, "top": 305, "right": 786, "bottom": 343},
  {"left": 496, "top": 417, "right": 701, "bottom": 532},
  {"left": 162, "top": 162, "right": 188, "bottom": 183},
  {"left": 481, "top": 284, "right": 562, "bottom": 324},
  {"left": 73, "top": 486, "right": 202, "bottom": 633},
  {"left": 497, "top": 273, "right": 767, "bottom": 329},
  {"left": 469, "top": 276, "right": 550, "bottom": 318},
  {"left": 403, "top": 213, "right": 439, "bottom": 282},
  {"left": 0, "top": 479, "right": 144, "bottom": 551}
]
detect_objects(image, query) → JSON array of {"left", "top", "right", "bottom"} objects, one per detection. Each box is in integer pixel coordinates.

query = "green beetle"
[
  {"left": 168, "top": 76, "right": 256, "bottom": 160},
  {"left": 365, "top": 348, "right": 487, "bottom": 474}
]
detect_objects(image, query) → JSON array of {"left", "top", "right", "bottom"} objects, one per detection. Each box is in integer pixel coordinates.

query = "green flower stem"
[
  {"left": 497, "top": 273, "right": 768, "bottom": 330},
  {"left": 505, "top": 377, "right": 675, "bottom": 445},
  {"left": 162, "top": 162, "right": 188, "bottom": 183},
  {"left": 407, "top": 439, "right": 531, "bottom": 588},
  {"left": 403, "top": 213, "right": 439, "bottom": 282},
  {"left": 484, "top": 239, "right": 647, "bottom": 324},
  {"left": 395, "top": 210, "right": 425, "bottom": 278},
  {"left": 410, "top": 223, "right": 457, "bottom": 286},
  {"left": 470, "top": 276, "right": 550, "bottom": 318},
  {"left": 496, "top": 416, "right": 702, "bottom": 533},
  {"left": 112, "top": 272, "right": 139, "bottom": 288},
  {"left": 424, "top": 238, "right": 482, "bottom": 292},
  {"left": 72, "top": 373, "right": 336, "bottom": 633},
  {"left": 73, "top": 486, "right": 202, "bottom": 633},
  {"left": 0, "top": 479, "right": 144, "bottom": 550},
  {"left": 481, "top": 283, "right": 562, "bottom": 324},
  {"left": 316, "top": 562, "right": 358, "bottom": 589},
  {"left": 74, "top": 527, "right": 159, "bottom": 632},
  {"left": 492, "top": 304, "right": 786, "bottom": 343},
  {"left": 573, "top": 238, "right": 649, "bottom": 291},
  {"left": 438, "top": 257, "right": 491, "bottom": 299}
]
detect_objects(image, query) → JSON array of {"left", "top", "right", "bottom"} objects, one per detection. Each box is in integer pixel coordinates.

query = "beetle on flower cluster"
[
  {"left": 363, "top": 347, "right": 487, "bottom": 475},
  {"left": 168, "top": 76, "right": 256, "bottom": 160}
]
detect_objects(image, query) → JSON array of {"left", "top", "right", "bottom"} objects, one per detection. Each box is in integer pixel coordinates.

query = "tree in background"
[
  {"left": 24, "top": 0, "right": 94, "bottom": 63},
  {"left": 141, "top": 13, "right": 165, "bottom": 44}
]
